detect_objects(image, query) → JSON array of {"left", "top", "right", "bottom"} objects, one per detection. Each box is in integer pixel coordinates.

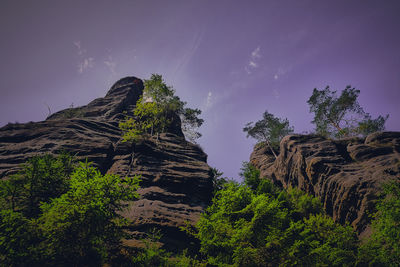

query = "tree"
[
  {"left": 119, "top": 97, "right": 170, "bottom": 142},
  {"left": 0, "top": 155, "right": 141, "bottom": 266},
  {"left": 357, "top": 113, "right": 388, "bottom": 137},
  {"left": 239, "top": 161, "right": 261, "bottom": 191},
  {"left": 243, "top": 110, "right": 294, "bottom": 159},
  {"left": 39, "top": 161, "right": 140, "bottom": 266},
  {"left": 0, "top": 153, "right": 75, "bottom": 218},
  {"left": 196, "top": 181, "right": 358, "bottom": 266},
  {"left": 357, "top": 180, "right": 400, "bottom": 266},
  {"left": 120, "top": 74, "right": 203, "bottom": 143},
  {"left": 307, "top": 85, "right": 388, "bottom": 138},
  {"left": 181, "top": 107, "right": 203, "bottom": 143},
  {"left": 210, "top": 167, "right": 228, "bottom": 194}
]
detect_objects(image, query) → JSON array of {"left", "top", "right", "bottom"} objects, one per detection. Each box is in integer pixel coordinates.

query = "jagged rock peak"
[
  {"left": 250, "top": 131, "right": 400, "bottom": 236},
  {"left": 106, "top": 76, "right": 143, "bottom": 97},
  {"left": 46, "top": 76, "right": 144, "bottom": 121}
]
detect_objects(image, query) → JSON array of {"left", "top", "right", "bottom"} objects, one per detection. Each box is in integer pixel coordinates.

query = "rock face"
[
  {"left": 0, "top": 76, "right": 212, "bottom": 250},
  {"left": 250, "top": 133, "right": 400, "bottom": 235}
]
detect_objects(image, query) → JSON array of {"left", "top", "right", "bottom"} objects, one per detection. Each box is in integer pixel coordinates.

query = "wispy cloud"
[
  {"left": 172, "top": 27, "right": 205, "bottom": 78},
  {"left": 74, "top": 41, "right": 94, "bottom": 74},
  {"left": 245, "top": 46, "right": 261, "bottom": 74},
  {"left": 205, "top": 91, "right": 213, "bottom": 110},
  {"left": 273, "top": 89, "right": 280, "bottom": 99},
  {"left": 251, "top": 46, "right": 261, "bottom": 59},
  {"left": 273, "top": 67, "right": 288, "bottom": 80},
  {"left": 78, "top": 58, "right": 94, "bottom": 74},
  {"left": 104, "top": 55, "right": 117, "bottom": 75},
  {"left": 73, "top": 41, "right": 85, "bottom": 55}
]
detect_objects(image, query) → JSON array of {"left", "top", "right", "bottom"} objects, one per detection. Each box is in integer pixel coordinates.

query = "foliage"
[
  {"left": 0, "top": 154, "right": 140, "bottom": 266},
  {"left": 0, "top": 153, "right": 75, "bottom": 218},
  {"left": 0, "top": 209, "right": 43, "bottom": 266},
  {"left": 181, "top": 107, "right": 203, "bottom": 142},
  {"left": 307, "top": 86, "right": 388, "bottom": 138},
  {"left": 357, "top": 114, "right": 389, "bottom": 137},
  {"left": 243, "top": 110, "right": 294, "bottom": 158},
  {"left": 357, "top": 180, "right": 400, "bottom": 266},
  {"left": 120, "top": 74, "right": 203, "bottom": 143},
  {"left": 196, "top": 162, "right": 358, "bottom": 266},
  {"left": 129, "top": 228, "right": 207, "bottom": 267},
  {"left": 210, "top": 167, "right": 229, "bottom": 194},
  {"left": 240, "top": 161, "right": 261, "bottom": 191},
  {"left": 39, "top": 161, "right": 140, "bottom": 266},
  {"left": 120, "top": 98, "right": 169, "bottom": 142}
]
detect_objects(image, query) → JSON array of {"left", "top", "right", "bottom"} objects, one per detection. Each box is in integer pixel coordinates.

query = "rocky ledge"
[{"left": 250, "top": 132, "right": 400, "bottom": 236}]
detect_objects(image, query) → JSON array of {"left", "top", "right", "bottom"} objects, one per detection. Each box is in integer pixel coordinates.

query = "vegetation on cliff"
[
  {"left": 0, "top": 77, "right": 397, "bottom": 266},
  {"left": 119, "top": 74, "right": 203, "bottom": 143},
  {"left": 307, "top": 86, "right": 388, "bottom": 138},
  {"left": 0, "top": 154, "right": 140, "bottom": 266},
  {"left": 244, "top": 86, "right": 389, "bottom": 157},
  {"left": 1, "top": 154, "right": 399, "bottom": 266},
  {"left": 125, "top": 163, "right": 400, "bottom": 267},
  {"left": 243, "top": 111, "right": 294, "bottom": 159}
]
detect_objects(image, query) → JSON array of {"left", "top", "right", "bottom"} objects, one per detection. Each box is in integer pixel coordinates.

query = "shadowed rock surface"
[
  {"left": 0, "top": 76, "right": 212, "bottom": 250},
  {"left": 250, "top": 132, "right": 400, "bottom": 236}
]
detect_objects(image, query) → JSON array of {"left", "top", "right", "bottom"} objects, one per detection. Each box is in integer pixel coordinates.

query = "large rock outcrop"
[
  {"left": 250, "top": 132, "right": 400, "bottom": 236},
  {"left": 0, "top": 76, "right": 212, "bottom": 250}
]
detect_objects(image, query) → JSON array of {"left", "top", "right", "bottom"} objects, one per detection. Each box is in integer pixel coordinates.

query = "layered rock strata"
[
  {"left": 0, "top": 76, "right": 212, "bottom": 250},
  {"left": 250, "top": 132, "right": 400, "bottom": 235}
]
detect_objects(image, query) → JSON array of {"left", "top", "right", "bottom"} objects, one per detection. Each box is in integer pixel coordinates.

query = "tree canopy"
[
  {"left": 307, "top": 86, "right": 388, "bottom": 138},
  {"left": 119, "top": 74, "right": 203, "bottom": 143},
  {"left": 0, "top": 154, "right": 140, "bottom": 266},
  {"left": 357, "top": 180, "right": 400, "bottom": 266},
  {"left": 196, "top": 162, "right": 358, "bottom": 266},
  {"left": 243, "top": 110, "right": 294, "bottom": 158}
]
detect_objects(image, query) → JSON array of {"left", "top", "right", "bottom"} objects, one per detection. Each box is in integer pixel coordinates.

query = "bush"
[{"left": 196, "top": 178, "right": 358, "bottom": 266}]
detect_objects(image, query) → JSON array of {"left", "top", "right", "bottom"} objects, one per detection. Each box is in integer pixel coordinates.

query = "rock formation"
[
  {"left": 250, "top": 132, "right": 400, "bottom": 236},
  {"left": 0, "top": 76, "right": 212, "bottom": 250}
]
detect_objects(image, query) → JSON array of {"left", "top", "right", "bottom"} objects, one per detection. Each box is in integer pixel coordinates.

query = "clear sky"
[{"left": 1, "top": 0, "right": 399, "bottom": 180}]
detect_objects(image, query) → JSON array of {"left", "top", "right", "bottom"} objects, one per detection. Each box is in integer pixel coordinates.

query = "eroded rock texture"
[
  {"left": 0, "top": 76, "right": 212, "bottom": 250},
  {"left": 250, "top": 132, "right": 400, "bottom": 235}
]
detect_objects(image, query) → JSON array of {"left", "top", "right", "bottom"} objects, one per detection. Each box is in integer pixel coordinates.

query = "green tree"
[
  {"left": 239, "top": 161, "right": 261, "bottom": 191},
  {"left": 120, "top": 98, "right": 169, "bottom": 142},
  {"left": 0, "top": 154, "right": 141, "bottom": 266},
  {"left": 307, "top": 85, "right": 388, "bottom": 138},
  {"left": 39, "top": 161, "right": 140, "bottom": 266},
  {"left": 243, "top": 110, "right": 294, "bottom": 159},
  {"left": 0, "top": 153, "right": 75, "bottom": 218},
  {"left": 181, "top": 107, "right": 203, "bottom": 142},
  {"left": 357, "top": 180, "right": 400, "bottom": 266},
  {"left": 0, "top": 209, "right": 43, "bottom": 266},
  {"left": 357, "top": 113, "right": 388, "bottom": 137},
  {"left": 210, "top": 167, "right": 229, "bottom": 194},
  {"left": 196, "top": 180, "right": 358, "bottom": 266},
  {"left": 120, "top": 74, "right": 203, "bottom": 143}
]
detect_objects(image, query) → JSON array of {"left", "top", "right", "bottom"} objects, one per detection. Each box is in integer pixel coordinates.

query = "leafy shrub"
[{"left": 196, "top": 166, "right": 358, "bottom": 266}]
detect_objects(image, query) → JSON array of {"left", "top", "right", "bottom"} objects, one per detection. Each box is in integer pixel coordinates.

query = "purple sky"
[{"left": 1, "top": 0, "right": 400, "bottom": 180}]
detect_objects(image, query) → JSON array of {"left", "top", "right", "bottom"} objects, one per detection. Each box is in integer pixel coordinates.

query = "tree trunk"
[{"left": 266, "top": 140, "right": 278, "bottom": 159}]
